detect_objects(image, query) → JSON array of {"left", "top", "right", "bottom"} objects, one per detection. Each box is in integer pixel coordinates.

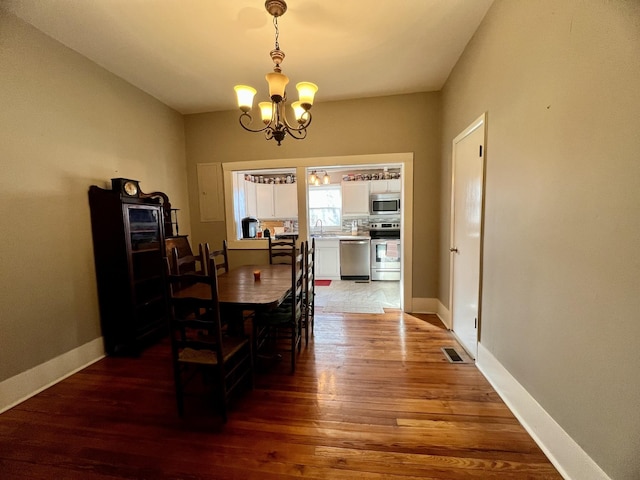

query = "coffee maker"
[{"left": 241, "top": 217, "right": 259, "bottom": 238}]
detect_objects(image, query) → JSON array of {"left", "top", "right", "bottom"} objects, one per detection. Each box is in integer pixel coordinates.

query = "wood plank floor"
[{"left": 0, "top": 311, "right": 562, "bottom": 479}]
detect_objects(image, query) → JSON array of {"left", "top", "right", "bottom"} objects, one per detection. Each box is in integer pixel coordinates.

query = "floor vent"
[{"left": 441, "top": 347, "right": 465, "bottom": 363}]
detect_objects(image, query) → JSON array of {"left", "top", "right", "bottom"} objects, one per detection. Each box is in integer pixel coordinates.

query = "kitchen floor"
[{"left": 315, "top": 280, "right": 401, "bottom": 314}]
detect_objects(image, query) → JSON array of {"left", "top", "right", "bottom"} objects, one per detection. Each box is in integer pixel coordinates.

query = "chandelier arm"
[
  {"left": 281, "top": 110, "right": 312, "bottom": 132},
  {"left": 283, "top": 126, "right": 307, "bottom": 140},
  {"left": 238, "top": 112, "right": 271, "bottom": 133}
]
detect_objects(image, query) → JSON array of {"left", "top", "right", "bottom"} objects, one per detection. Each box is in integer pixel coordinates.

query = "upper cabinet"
[
  {"left": 342, "top": 181, "right": 370, "bottom": 215},
  {"left": 255, "top": 182, "right": 298, "bottom": 219},
  {"left": 256, "top": 183, "right": 274, "bottom": 218},
  {"left": 245, "top": 180, "right": 257, "bottom": 217},
  {"left": 274, "top": 183, "right": 298, "bottom": 218},
  {"left": 369, "top": 179, "right": 401, "bottom": 193}
]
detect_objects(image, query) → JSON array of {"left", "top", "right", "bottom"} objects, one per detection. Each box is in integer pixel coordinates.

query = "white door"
[{"left": 450, "top": 114, "right": 485, "bottom": 359}]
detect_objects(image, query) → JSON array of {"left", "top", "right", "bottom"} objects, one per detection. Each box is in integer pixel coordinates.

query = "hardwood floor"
[{"left": 0, "top": 311, "right": 562, "bottom": 479}]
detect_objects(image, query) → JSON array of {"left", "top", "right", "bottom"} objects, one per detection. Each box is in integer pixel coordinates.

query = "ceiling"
[{"left": 3, "top": 0, "right": 494, "bottom": 115}]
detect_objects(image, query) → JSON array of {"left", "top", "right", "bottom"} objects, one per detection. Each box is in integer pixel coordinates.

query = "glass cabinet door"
[{"left": 127, "top": 205, "right": 160, "bottom": 251}]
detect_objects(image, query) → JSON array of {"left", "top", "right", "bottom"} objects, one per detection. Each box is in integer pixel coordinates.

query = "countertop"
[
  {"left": 243, "top": 233, "right": 371, "bottom": 241},
  {"left": 311, "top": 234, "right": 371, "bottom": 241}
]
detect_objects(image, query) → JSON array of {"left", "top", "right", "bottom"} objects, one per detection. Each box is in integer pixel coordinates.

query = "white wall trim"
[
  {"left": 436, "top": 300, "right": 451, "bottom": 329},
  {"left": 404, "top": 298, "right": 451, "bottom": 330},
  {"left": 410, "top": 298, "right": 452, "bottom": 330},
  {"left": 0, "top": 337, "right": 105, "bottom": 414},
  {"left": 476, "top": 343, "right": 611, "bottom": 480},
  {"left": 409, "top": 297, "right": 439, "bottom": 314}
]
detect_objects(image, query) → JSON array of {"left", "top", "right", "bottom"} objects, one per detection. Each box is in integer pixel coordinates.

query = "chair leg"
[
  {"left": 304, "top": 307, "right": 309, "bottom": 346},
  {"left": 290, "top": 325, "right": 296, "bottom": 374},
  {"left": 174, "top": 363, "right": 185, "bottom": 416},
  {"left": 218, "top": 381, "right": 228, "bottom": 423}
]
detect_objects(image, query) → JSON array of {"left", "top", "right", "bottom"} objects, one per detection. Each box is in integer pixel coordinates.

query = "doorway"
[
  {"left": 449, "top": 114, "right": 486, "bottom": 359},
  {"left": 222, "top": 153, "right": 414, "bottom": 311}
]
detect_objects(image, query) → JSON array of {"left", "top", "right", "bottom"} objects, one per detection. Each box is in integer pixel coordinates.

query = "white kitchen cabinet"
[
  {"left": 341, "top": 181, "right": 370, "bottom": 215},
  {"left": 370, "top": 179, "right": 401, "bottom": 193},
  {"left": 274, "top": 183, "right": 298, "bottom": 218},
  {"left": 255, "top": 183, "right": 298, "bottom": 219},
  {"left": 315, "top": 238, "right": 340, "bottom": 279},
  {"left": 245, "top": 180, "right": 257, "bottom": 217},
  {"left": 256, "top": 183, "right": 275, "bottom": 218}
]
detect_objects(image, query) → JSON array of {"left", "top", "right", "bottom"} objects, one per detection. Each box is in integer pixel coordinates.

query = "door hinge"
[
  {"left": 474, "top": 317, "right": 477, "bottom": 329},
  {"left": 479, "top": 145, "right": 483, "bottom": 157}
]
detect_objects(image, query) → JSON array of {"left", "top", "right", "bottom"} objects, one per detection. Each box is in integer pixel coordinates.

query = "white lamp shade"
[
  {"left": 291, "top": 101, "right": 305, "bottom": 123},
  {"left": 323, "top": 172, "right": 330, "bottom": 184},
  {"left": 258, "top": 102, "right": 273, "bottom": 124},
  {"left": 234, "top": 85, "right": 257, "bottom": 112},
  {"left": 265, "top": 71, "right": 289, "bottom": 101},
  {"left": 296, "top": 82, "right": 318, "bottom": 109}
]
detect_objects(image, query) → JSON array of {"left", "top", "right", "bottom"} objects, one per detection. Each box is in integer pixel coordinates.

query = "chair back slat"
[
  {"left": 170, "top": 246, "right": 206, "bottom": 276},
  {"left": 269, "top": 237, "right": 296, "bottom": 264},
  {"left": 209, "top": 240, "right": 230, "bottom": 274}
]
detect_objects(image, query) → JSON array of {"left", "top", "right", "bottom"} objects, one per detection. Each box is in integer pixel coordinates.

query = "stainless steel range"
[{"left": 369, "top": 221, "right": 401, "bottom": 281}]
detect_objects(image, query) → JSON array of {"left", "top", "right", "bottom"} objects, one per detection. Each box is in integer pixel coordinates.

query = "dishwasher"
[{"left": 340, "top": 239, "right": 371, "bottom": 281}]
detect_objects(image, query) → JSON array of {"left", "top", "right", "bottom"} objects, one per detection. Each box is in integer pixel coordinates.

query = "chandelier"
[{"left": 234, "top": 0, "right": 318, "bottom": 146}]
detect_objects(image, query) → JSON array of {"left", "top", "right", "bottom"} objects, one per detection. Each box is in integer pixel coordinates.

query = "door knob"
[{"left": 449, "top": 247, "right": 459, "bottom": 253}]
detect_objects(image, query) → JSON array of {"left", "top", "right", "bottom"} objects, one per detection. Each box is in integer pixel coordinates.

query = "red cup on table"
[{"left": 253, "top": 270, "right": 261, "bottom": 281}]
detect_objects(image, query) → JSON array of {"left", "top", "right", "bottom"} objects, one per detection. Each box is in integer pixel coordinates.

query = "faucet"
[{"left": 314, "top": 219, "right": 323, "bottom": 236}]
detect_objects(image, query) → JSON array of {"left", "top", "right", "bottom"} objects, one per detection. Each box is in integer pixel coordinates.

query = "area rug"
[
  {"left": 322, "top": 301, "right": 384, "bottom": 314},
  {"left": 315, "top": 279, "right": 331, "bottom": 286}
]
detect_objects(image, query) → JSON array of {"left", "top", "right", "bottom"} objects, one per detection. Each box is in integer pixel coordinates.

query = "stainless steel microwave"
[{"left": 370, "top": 193, "right": 401, "bottom": 215}]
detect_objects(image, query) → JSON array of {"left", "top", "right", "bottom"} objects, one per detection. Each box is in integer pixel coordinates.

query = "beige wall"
[
  {"left": 184, "top": 93, "right": 441, "bottom": 300},
  {"left": 0, "top": 13, "right": 189, "bottom": 382},
  {"left": 440, "top": 1, "right": 640, "bottom": 478}
]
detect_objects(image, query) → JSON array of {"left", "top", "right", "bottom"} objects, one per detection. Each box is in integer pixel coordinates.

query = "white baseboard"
[
  {"left": 436, "top": 300, "right": 451, "bottom": 329},
  {"left": 409, "top": 297, "right": 438, "bottom": 313},
  {"left": 409, "top": 298, "right": 451, "bottom": 329},
  {"left": 476, "top": 343, "right": 611, "bottom": 480},
  {"left": 0, "top": 337, "right": 105, "bottom": 414}
]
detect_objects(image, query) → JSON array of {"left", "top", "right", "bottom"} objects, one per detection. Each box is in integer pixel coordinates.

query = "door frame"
[{"left": 448, "top": 113, "right": 487, "bottom": 359}]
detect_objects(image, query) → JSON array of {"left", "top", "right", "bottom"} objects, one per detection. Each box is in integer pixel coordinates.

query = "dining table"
[{"left": 172, "top": 264, "right": 293, "bottom": 325}]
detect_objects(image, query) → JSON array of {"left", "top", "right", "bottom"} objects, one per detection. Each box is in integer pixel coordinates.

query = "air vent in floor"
[{"left": 441, "top": 347, "right": 465, "bottom": 363}]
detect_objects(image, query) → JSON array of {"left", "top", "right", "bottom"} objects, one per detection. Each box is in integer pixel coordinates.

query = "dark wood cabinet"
[{"left": 88, "top": 184, "right": 168, "bottom": 355}]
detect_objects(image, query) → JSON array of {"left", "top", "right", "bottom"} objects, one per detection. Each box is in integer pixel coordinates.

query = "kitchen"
[{"left": 227, "top": 163, "right": 404, "bottom": 311}]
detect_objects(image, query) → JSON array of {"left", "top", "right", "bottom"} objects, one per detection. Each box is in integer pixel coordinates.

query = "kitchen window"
[{"left": 308, "top": 184, "right": 341, "bottom": 229}]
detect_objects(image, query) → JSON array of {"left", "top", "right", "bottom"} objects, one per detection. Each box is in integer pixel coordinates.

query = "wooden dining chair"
[
  {"left": 254, "top": 242, "right": 305, "bottom": 373},
  {"left": 202, "top": 240, "right": 252, "bottom": 326},
  {"left": 166, "top": 257, "right": 253, "bottom": 421},
  {"left": 268, "top": 236, "right": 296, "bottom": 264},
  {"left": 200, "top": 240, "right": 229, "bottom": 276},
  {"left": 303, "top": 238, "right": 316, "bottom": 345},
  {"left": 168, "top": 246, "right": 208, "bottom": 299},
  {"left": 170, "top": 246, "right": 206, "bottom": 277}
]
